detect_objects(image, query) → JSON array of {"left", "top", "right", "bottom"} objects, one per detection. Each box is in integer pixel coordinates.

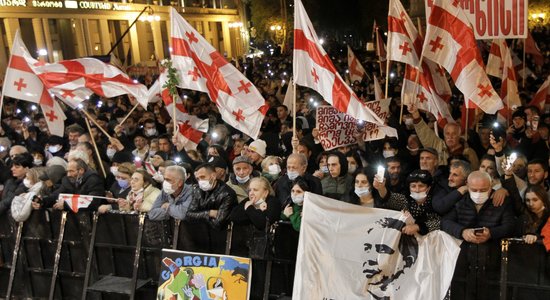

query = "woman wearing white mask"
[
  {"left": 341, "top": 168, "right": 378, "bottom": 207},
  {"left": 11, "top": 167, "right": 47, "bottom": 222},
  {"left": 281, "top": 178, "right": 310, "bottom": 232},
  {"left": 260, "top": 155, "right": 282, "bottom": 183},
  {"left": 118, "top": 170, "right": 160, "bottom": 213},
  {"left": 374, "top": 169, "right": 440, "bottom": 236}
]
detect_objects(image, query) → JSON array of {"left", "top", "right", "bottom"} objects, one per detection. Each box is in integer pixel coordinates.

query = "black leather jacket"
[{"left": 186, "top": 180, "right": 237, "bottom": 230}]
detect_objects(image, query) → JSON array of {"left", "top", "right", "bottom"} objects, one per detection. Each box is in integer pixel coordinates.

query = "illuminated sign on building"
[
  {"left": 0, "top": 0, "right": 27, "bottom": 7},
  {"left": 32, "top": 0, "right": 63, "bottom": 8}
]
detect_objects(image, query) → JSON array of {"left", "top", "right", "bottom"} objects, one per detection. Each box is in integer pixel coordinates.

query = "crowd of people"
[{"left": 1, "top": 24, "right": 550, "bottom": 296}]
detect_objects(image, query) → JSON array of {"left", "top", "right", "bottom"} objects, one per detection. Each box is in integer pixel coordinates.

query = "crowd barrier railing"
[{"left": 1, "top": 210, "right": 549, "bottom": 300}]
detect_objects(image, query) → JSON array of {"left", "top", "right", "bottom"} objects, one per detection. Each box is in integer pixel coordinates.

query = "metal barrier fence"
[{"left": 0, "top": 210, "right": 549, "bottom": 299}]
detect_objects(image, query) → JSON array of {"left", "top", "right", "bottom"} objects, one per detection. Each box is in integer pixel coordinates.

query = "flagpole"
[
  {"left": 80, "top": 108, "right": 113, "bottom": 139},
  {"left": 384, "top": 61, "right": 390, "bottom": 99},
  {"left": 522, "top": 38, "right": 526, "bottom": 88},
  {"left": 118, "top": 103, "right": 140, "bottom": 127},
  {"left": 465, "top": 100, "right": 469, "bottom": 141},
  {"left": 375, "top": 27, "right": 383, "bottom": 79},
  {"left": 172, "top": 95, "right": 178, "bottom": 137},
  {"left": 84, "top": 115, "right": 107, "bottom": 178},
  {"left": 417, "top": 17, "right": 423, "bottom": 38},
  {"left": 292, "top": 77, "right": 297, "bottom": 137}
]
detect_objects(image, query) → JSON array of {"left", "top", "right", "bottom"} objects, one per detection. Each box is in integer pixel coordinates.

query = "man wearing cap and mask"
[
  {"left": 148, "top": 165, "right": 193, "bottom": 221},
  {"left": 244, "top": 139, "right": 267, "bottom": 172},
  {"left": 226, "top": 156, "right": 260, "bottom": 203},
  {"left": 441, "top": 171, "right": 515, "bottom": 243}
]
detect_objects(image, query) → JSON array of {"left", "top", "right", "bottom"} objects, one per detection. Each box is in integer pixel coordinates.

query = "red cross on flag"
[
  {"left": 486, "top": 39, "right": 506, "bottom": 79},
  {"left": 528, "top": 75, "right": 550, "bottom": 112},
  {"left": 1, "top": 30, "right": 66, "bottom": 136},
  {"left": 169, "top": 8, "right": 267, "bottom": 140},
  {"left": 293, "top": 0, "right": 396, "bottom": 137},
  {"left": 148, "top": 76, "right": 209, "bottom": 150},
  {"left": 347, "top": 45, "right": 368, "bottom": 83},
  {"left": 29, "top": 57, "right": 148, "bottom": 109},
  {"left": 498, "top": 45, "right": 521, "bottom": 123},
  {"left": 387, "top": 0, "right": 422, "bottom": 66},
  {"left": 524, "top": 32, "right": 544, "bottom": 66},
  {"left": 421, "top": 0, "right": 502, "bottom": 114},
  {"left": 59, "top": 193, "right": 93, "bottom": 213}
]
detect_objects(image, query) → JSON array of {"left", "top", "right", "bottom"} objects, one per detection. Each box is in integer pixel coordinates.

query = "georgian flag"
[
  {"left": 387, "top": 0, "right": 422, "bottom": 66},
  {"left": 2, "top": 31, "right": 66, "bottom": 136},
  {"left": 498, "top": 45, "right": 521, "bottom": 123},
  {"left": 373, "top": 75, "right": 384, "bottom": 100},
  {"left": 347, "top": 45, "right": 368, "bottom": 83},
  {"left": 169, "top": 8, "right": 268, "bottom": 140},
  {"left": 528, "top": 75, "right": 550, "bottom": 111},
  {"left": 421, "top": 0, "right": 503, "bottom": 114},
  {"left": 486, "top": 39, "right": 506, "bottom": 79},
  {"left": 293, "top": 0, "right": 396, "bottom": 137},
  {"left": 59, "top": 193, "right": 93, "bottom": 213}
]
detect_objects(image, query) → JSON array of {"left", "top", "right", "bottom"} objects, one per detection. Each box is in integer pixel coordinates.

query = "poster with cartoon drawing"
[{"left": 157, "top": 250, "right": 251, "bottom": 300}]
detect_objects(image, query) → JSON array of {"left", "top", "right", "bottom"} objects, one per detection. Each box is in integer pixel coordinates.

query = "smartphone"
[
  {"left": 532, "top": 116, "right": 540, "bottom": 131},
  {"left": 491, "top": 122, "right": 506, "bottom": 142},
  {"left": 473, "top": 227, "right": 484, "bottom": 235}
]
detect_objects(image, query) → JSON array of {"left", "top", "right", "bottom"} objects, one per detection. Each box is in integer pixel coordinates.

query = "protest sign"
[
  {"left": 425, "top": 0, "right": 528, "bottom": 39},
  {"left": 157, "top": 250, "right": 251, "bottom": 299},
  {"left": 316, "top": 99, "right": 390, "bottom": 150}
]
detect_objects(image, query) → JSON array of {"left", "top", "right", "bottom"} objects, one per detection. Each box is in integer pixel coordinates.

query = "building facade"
[{"left": 0, "top": 0, "right": 248, "bottom": 75}]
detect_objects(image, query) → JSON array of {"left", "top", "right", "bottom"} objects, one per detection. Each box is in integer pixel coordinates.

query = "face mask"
[
  {"left": 107, "top": 148, "right": 116, "bottom": 159},
  {"left": 236, "top": 175, "right": 250, "bottom": 184},
  {"left": 348, "top": 165, "right": 357, "bottom": 174},
  {"left": 268, "top": 164, "right": 281, "bottom": 175},
  {"left": 33, "top": 159, "right": 43, "bottom": 166},
  {"left": 492, "top": 183, "right": 502, "bottom": 190},
  {"left": 254, "top": 198, "right": 266, "bottom": 207},
  {"left": 321, "top": 166, "right": 329, "bottom": 174},
  {"left": 48, "top": 145, "right": 61, "bottom": 154},
  {"left": 470, "top": 191, "right": 490, "bottom": 205},
  {"left": 40, "top": 127, "right": 48, "bottom": 133},
  {"left": 149, "top": 150, "right": 157, "bottom": 157},
  {"left": 15, "top": 130, "right": 22, "bottom": 135},
  {"left": 383, "top": 150, "right": 395, "bottom": 158},
  {"left": 410, "top": 191, "right": 428, "bottom": 201},
  {"left": 163, "top": 181, "right": 175, "bottom": 194},
  {"left": 34, "top": 122, "right": 40, "bottom": 127},
  {"left": 23, "top": 178, "right": 33, "bottom": 188},
  {"left": 406, "top": 146, "right": 419, "bottom": 152},
  {"left": 355, "top": 186, "right": 371, "bottom": 197},
  {"left": 110, "top": 166, "right": 119, "bottom": 176},
  {"left": 291, "top": 194, "right": 304, "bottom": 205},
  {"left": 404, "top": 118, "right": 414, "bottom": 126},
  {"left": 117, "top": 178, "right": 130, "bottom": 189},
  {"left": 198, "top": 179, "right": 214, "bottom": 191},
  {"left": 287, "top": 170, "right": 299, "bottom": 180},
  {"left": 145, "top": 128, "right": 157, "bottom": 137}
]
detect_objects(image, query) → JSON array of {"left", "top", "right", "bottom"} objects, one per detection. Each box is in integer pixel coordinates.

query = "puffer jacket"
[
  {"left": 321, "top": 174, "right": 353, "bottom": 200},
  {"left": 186, "top": 180, "right": 237, "bottom": 230},
  {"left": 441, "top": 193, "right": 516, "bottom": 241}
]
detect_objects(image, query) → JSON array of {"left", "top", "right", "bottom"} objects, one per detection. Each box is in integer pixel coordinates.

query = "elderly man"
[
  {"left": 441, "top": 171, "right": 516, "bottom": 243},
  {"left": 226, "top": 155, "right": 259, "bottom": 203},
  {"left": 408, "top": 104, "right": 479, "bottom": 169},
  {"left": 148, "top": 165, "right": 193, "bottom": 221},
  {"left": 433, "top": 160, "right": 472, "bottom": 215},
  {"left": 45, "top": 158, "right": 105, "bottom": 211},
  {"left": 419, "top": 148, "right": 450, "bottom": 198},
  {"left": 275, "top": 153, "right": 323, "bottom": 207}
]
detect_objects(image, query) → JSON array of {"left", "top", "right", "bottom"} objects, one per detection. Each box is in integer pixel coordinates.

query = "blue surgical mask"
[{"left": 117, "top": 178, "right": 130, "bottom": 189}]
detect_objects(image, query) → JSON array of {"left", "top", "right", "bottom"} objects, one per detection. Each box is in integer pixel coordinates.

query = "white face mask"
[
  {"left": 348, "top": 165, "right": 357, "bottom": 174},
  {"left": 236, "top": 175, "right": 250, "bottom": 184},
  {"left": 321, "top": 166, "right": 329, "bottom": 174},
  {"left": 287, "top": 170, "right": 299, "bottom": 180},
  {"left": 107, "top": 148, "right": 116, "bottom": 159},
  {"left": 383, "top": 150, "right": 395, "bottom": 158},
  {"left": 198, "top": 179, "right": 214, "bottom": 191},
  {"left": 355, "top": 186, "right": 371, "bottom": 197},
  {"left": 48, "top": 145, "right": 61, "bottom": 154},
  {"left": 291, "top": 194, "right": 304, "bottom": 205},
  {"left": 406, "top": 146, "right": 419, "bottom": 152},
  {"left": 23, "top": 178, "right": 33, "bottom": 188},
  {"left": 410, "top": 191, "right": 428, "bottom": 201},
  {"left": 33, "top": 159, "right": 43, "bottom": 166},
  {"left": 470, "top": 191, "right": 490, "bottom": 205},
  {"left": 268, "top": 164, "right": 281, "bottom": 175},
  {"left": 145, "top": 128, "right": 157, "bottom": 137},
  {"left": 163, "top": 181, "right": 175, "bottom": 194},
  {"left": 254, "top": 198, "right": 266, "bottom": 207}
]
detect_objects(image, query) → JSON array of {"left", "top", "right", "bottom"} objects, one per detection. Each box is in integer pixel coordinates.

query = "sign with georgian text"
[
  {"left": 316, "top": 99, "right": 390, "bottom": 151},
  {"left": 425, "top": 0, "right": 528, "bottom": 39}
]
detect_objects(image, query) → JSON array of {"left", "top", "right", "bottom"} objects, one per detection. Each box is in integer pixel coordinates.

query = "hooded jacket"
[{"left": 321, "top": 151, "right": 353, "bottom": 200}]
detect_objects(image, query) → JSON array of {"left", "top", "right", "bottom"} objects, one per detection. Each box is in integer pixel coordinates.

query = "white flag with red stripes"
[
  {"left": 293, "top": 0, "right": 396, "bottom": 137},
  {"left": 373, "top": 75, "right": 384, "bottom": 100},
  {"left": 486, "top": 39, "right": 506, "bottom": 79},
  {"left": 421, "top": 0, "right": 502, "bottom": 114},
  {"left": 347, "top": 45, "right": 368, "bottom": 83},
  {"left": 498, "top": 44, "right": 521, "bottom": 122},
  {"left": 528, "top": 75, "right": 550, "bottom": 112},
  {"left": 387, "top": 0, "right": 422, "bottom": 66},
  {"left": 2, "top": 31, "right": 66, "bottom": 136},
  {"left": 374, "top": 21, "right": 387, "bottom": 63},
  {"left": 170, "top": 8, "right": 267, "bottom": 140},
  {"left": 59, "top": 193, "right": 93, "bottom": 213}
]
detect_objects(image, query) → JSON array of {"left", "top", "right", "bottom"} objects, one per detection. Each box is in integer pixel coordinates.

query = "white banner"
[
  {"left": 425, "top": 0, "right": 528, "bottom": 39},
  {"left": 293, "top": 192, "right": 462, "bottom": 300},
  {"left": 316, "top": 99, "right": 390, "bottom": 150}
]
